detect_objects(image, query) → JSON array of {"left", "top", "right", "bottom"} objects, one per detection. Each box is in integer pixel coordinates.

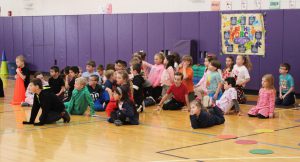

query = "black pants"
[
  {"left": 210, "top": 106, "right": 225, "bottom": 125},
  {"left": 39, "top": 111, "right": 63, "bottom": 124},
  {"left": 275, "top": 92, "right": 295, "bottom": 106},
  {"left": 151, "top": 86, "right": 162, "bottom": 102},
  {"left": 0, "top": 78, "right": 4, "bottom": 97},
  {"left": 163, "top": 98, "right": 184, "bottom": 110},
  {"left": 110, "top": 109, "right": 127, "bottom": 123}
]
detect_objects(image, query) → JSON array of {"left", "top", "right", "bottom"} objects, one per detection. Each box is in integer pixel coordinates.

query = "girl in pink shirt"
[
  {"left": 143, "top": 52, "right": 165, "bottom": 102},
  {"left": 161, "top": 55, "right": 175, "bottom": 96},
  {"left": 248, "top": 74, "right": 276, "bottom": 119}
]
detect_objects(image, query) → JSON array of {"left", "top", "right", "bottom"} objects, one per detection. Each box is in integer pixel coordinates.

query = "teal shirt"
[
  {"left": 206, "top": 71, "right": 222, "bottom": 93},
  {"left": 279, "top": 74, "right": 295, "bottom": 94},
  {"left": 64, "top": 86, "right": 95, "bottom": 115}
]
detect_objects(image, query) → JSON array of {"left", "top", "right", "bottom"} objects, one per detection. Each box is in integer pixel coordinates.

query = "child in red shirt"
[{"left": 157, "top": 72, "right": 190, "bottom": 111}]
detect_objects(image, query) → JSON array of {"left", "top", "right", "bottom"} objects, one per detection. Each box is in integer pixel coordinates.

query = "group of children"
[{"left": 16, "top": 50, "right": 296, "bottom": 128}]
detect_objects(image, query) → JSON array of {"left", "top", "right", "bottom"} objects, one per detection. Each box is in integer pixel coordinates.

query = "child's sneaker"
[
  {"left": 21, "top": 102, "right": 30, "bottom": 107},
  {"left": 61, "top": 111, "right": 70, "bottom": 123},
  {"left": 114, "top": 120, "right": 123, "bottom": 126}
]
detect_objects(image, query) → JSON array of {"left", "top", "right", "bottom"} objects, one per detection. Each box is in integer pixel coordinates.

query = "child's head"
[
  {"left": 279, "top": 63, "right": 291, "bottom": 74},
  {"left": 63, "top": 66, "right": 71, "bottom": 75},
  {"left": 130, "top": 57, "right": 142, "bottom": 66},
  {"left": 88, "top": 75, "right": 99, "bottom": 87},
  {"left": 69, "top": 66, "right": 79, "bottom": 79},
  {"left": 190, "top": 100, "right": 203, "bottom": 115},
  {"left": 131, "top": 63, "right": 141, "bottom": 75},
  {"left": 136, "top": 50, "right": 147, "bottom": 61},
  {"left": 114, "top": 86, "right": 130, "bottom": 102},
  {"left": 97, "top": 64, "right": 104, "bottom": 75},
  {"left": 208, "top": 60, "right": 221, "bottom": 72},
  {"left": 74, "top": 77, "right": 87, "bottom": 90},
  {"left": 16, "top": 55, "right": 25, "bottom": 68},
  {"left": 262, "top": 74, "right": 274, "bottom": 90},
  {"left": 224, "top": 77, "right": 236, "bottom": 90},
  {"left": 164, "top": 55, "right": 175, "bottom": 69},
  {"left": 116, "top": 70, "right": 129, "bottom": 86},
  {"left": 204, "top": 55, "right": 217, "bottom": 67},
  {"left": 236, "top": 55, "right": 252, "bottom": 70},
  {"left": 154, "top": 52, "right": 165, "bottom": 65},
  {"left": 29, "top": 78, "right": 43, "bottom": 93},
  {"left": 174, "top": 72, "right": 183, "bottom": 87},
  {"left": 105, "top": 69, "right": 115, "bottom": 81},
  {"left": 115, "top": 60, "right": 127, "bottom": 71},
  {"left": 225, "top": 56, "right": 234, "bottom": 70},
  {"left": 86, "top": 60, "right": 96, "bottom": 72},
  {"left": 182, "top": 55, "right": 193, "bottom": 67},
  {"left": 106, "top": 64, "right": 115, "bottom": 71},
  {"left": 171, "top": 52, "right": 181, "bottom": 63},
  {"left": 50, "top": 66, "right": 60, "bottom": 77},
  {"left": 34, "top": 72, "right": 44, "bottom": 80}
]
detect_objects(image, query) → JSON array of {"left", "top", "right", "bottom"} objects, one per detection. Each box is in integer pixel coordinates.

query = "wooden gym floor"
[{"left": 1, "top": 76, "right": 300, "bottom": 162}]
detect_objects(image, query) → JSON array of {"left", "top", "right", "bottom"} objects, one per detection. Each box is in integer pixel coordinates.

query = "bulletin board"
[{"left": 221, "top": 13, "right": 265, "bottom": 56}]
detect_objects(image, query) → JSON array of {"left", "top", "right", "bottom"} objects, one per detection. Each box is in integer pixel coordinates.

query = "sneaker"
[
  {"left": 107, "top": 118, "right": 114, "bottom": 123},
  {"left": 61, "top": 111, "right": 70, "bottom": 123},
  {"left": 114, "top": 119, "right": 123, "bottom": 126},
  {"left": 21, "top": 102, "right": 30, "bottom": 107}
]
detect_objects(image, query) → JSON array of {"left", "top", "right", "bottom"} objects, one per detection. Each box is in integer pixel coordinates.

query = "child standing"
[
  {"left": 131, "top": 64, "right": 145, "bottom": 112},
  {"left": 108, "top": 86, "right": 139, "bottom": 126},
  {"left": 275, "top": 63, "right": 295, "bottom": 106},
  {"left": 87, "top": 75, "right": 108, "bottom": 111},
  {"left": 64, "top": 77, "right": 95, "bottom": 116},
  {"left": 48, "top": 66, "right": 65, "bottom": 100},
  {"left": 231, "top": 55, "right": 252, "bottom": 104},
  {"left": 160, "top": 55, "right": 175, "bottom": 97},
  {"left": 189, "top": 100, "right": 225, "bottom": 129},
  {"left": 216, "top": 77, "right": 241, "bottom": 115},
  {"left": 15, "top": 55, "right": 30, "bottom": 88},
  {"left": 222, "top": 56, "right": 234, "bottom": 80},
  {"left": 248, "top": 74, "right": 276, "bottom": 119},
  {"left": 143, "top": 52, "right": 165, "bottom": 102},
  {"left": 22, "top": 78, "right": 70, "bottom": 126},
  {"left": 65, "top": 66, "right": 79, "bottom": 102},
  {"left": 157, "top": 72, "right": 190, "bottom": 111},
  {"left": 82, "top": 60, "right": 99, "bottom": 79},
  {"left": 178, "top": 55, "right": 194, "bottom": 101},
  {"left": 206, "top": 60, "right": 222, "bottom": 100}
]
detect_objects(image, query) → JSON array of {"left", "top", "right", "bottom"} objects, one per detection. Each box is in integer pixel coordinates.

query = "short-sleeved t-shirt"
[
  {"left": 21, "top": 66, "right": 30, "bottom": 88},
  {"left": 216, "top": 87, "right": 237, "bottom": 113},
  {"left": 178, "top": 67, "right": 194, "bottom": 93},
  {"left": 231, "top": 65, "right": 250, "bottom": 85},
  {"left": 279, "top": 74, "right": 295, "bottom": 93},
  {"left": 49, "top": 76, "right": 65, "bottom": 94},
  {"left": 167, "top": 83, "right": 188, "bottom": 103},
  {"left": 206, "top": 71, "right": 222, "bottom": 93}
]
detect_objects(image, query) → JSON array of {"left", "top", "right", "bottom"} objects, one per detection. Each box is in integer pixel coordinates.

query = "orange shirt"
[{"left": 178, "top": 67, "right": 194, "bottom": 93}]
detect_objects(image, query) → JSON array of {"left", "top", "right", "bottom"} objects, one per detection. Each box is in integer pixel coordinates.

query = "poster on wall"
[
  {"left": 221, "top": 13, "right": 266, "bottom": 56},
  {"left": 225, "top": 0, "right": 233, "bottom": 10},
  {"left": 211, "top": 0, "right": 220, "bottom": 11},
  {"left": 269, "top": 0, "right": 280, "bottom": 9},
  {"left": 289, "top": 0, "right": 296, "bottom": 9},
  {"left": 241, "top": 0, "right": 248, "bottom": 10}
]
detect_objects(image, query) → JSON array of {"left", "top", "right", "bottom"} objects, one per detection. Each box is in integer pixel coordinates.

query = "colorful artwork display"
[{"left": 221, "top": 13, "right": 265, "bottom": 56}]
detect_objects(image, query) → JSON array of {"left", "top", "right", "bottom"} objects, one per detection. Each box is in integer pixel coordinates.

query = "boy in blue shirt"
[{"left": 275, "top": 63, "right": 295, "bottom": 106}]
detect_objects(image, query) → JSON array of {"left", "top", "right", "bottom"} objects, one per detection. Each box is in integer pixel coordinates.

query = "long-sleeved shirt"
[
  {"left": 190, "top": 107, "right": 225, "bottom": 128},
  {"left": 248, "top": 88, "right": 276, "bottom": 117},
  {"left": 143, "top": 61, "right": 165, "bottom": 87},
  {"left": 65, "top": 86, "right": 95, "bottom": 115},
  {"left": 29, "top": 90, "right": 65, "bottom": 124},
  {"left": 119, "top": 100, "right": 139, "bottom": 125},
  {"left": 160, "top": 66, "right": 175, "bottom": 86}
]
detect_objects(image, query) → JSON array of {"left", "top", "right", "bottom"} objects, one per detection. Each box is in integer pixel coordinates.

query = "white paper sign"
[
  {"left": 241, "top": 0, "right": 248, "bottom": 10},
  {"left": 289, "top": 0, "right": 296, "bottom": 9},
  {"left": 255, "top": 0, "right": 262, "bottom": 9},
  {"left": 225, "top": 0, "right": 232, "bottom": 10}
]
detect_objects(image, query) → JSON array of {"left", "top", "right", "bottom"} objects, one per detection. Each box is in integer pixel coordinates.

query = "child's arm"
[
  {"left": 57, "top": 86, "right": 65, "bottom": 96},
  {"left": 105, "top": 87, "right": 113, "bottom": 99},
  {"left": 278, "top": 86, "right": 282, "bottom": 98},
  {"left": 283, "top": 86, "right": 295, "bottom": 99},
  {"left": 23, "top": 95, "right": 41, "bottom": 124},
  {"left": 214, "top": 82, "right": 222, "bottom": 100},
  {"left": 268, "top": 91, "right": 276, "bottom": 118},
  {"left": 142, "top": 61, "right": 153, "bottom": 68},
  {"left": 184, "top": 94, "right": 190, "bottom": 111},
  {"left": 189, "top": 113, "right": 201, "bottom": 129},
  {"left": 121, "top": 102, "right": 134, "bottom": 117},
  {"left": 16, "top": 68, "right": 26, "bottom": 80},
  {"left": 65, "top": 76, "right": 69, "bottom": 89},
  {"left": 86, "top": 92, "right": 95, "bottom": 116},
  {"left": 157, "top": 94, "right": 171, "bottom": 110}
]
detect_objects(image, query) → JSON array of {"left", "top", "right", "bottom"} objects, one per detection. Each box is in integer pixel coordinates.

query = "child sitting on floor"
[
  {"left": 64, "top": 77, "right": 96, "bottom": 116},
  {"left": 248, "top": 74, "right": 276, "bottom": 119},
  {"left": 189, "top": 100, "right": 225, "bottom": 129}
]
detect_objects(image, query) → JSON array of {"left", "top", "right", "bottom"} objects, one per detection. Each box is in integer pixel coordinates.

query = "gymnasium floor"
[{"left": 1, "top": 76, "right": 300, "bottom": 162}]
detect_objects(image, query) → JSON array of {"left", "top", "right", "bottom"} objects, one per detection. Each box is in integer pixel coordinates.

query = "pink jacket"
[
  {"left": 143, "top": 61, "right": 165, "bottom": 87},
  {"left": 160, "top": 66, "right": 175, "bottom": 86}
]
